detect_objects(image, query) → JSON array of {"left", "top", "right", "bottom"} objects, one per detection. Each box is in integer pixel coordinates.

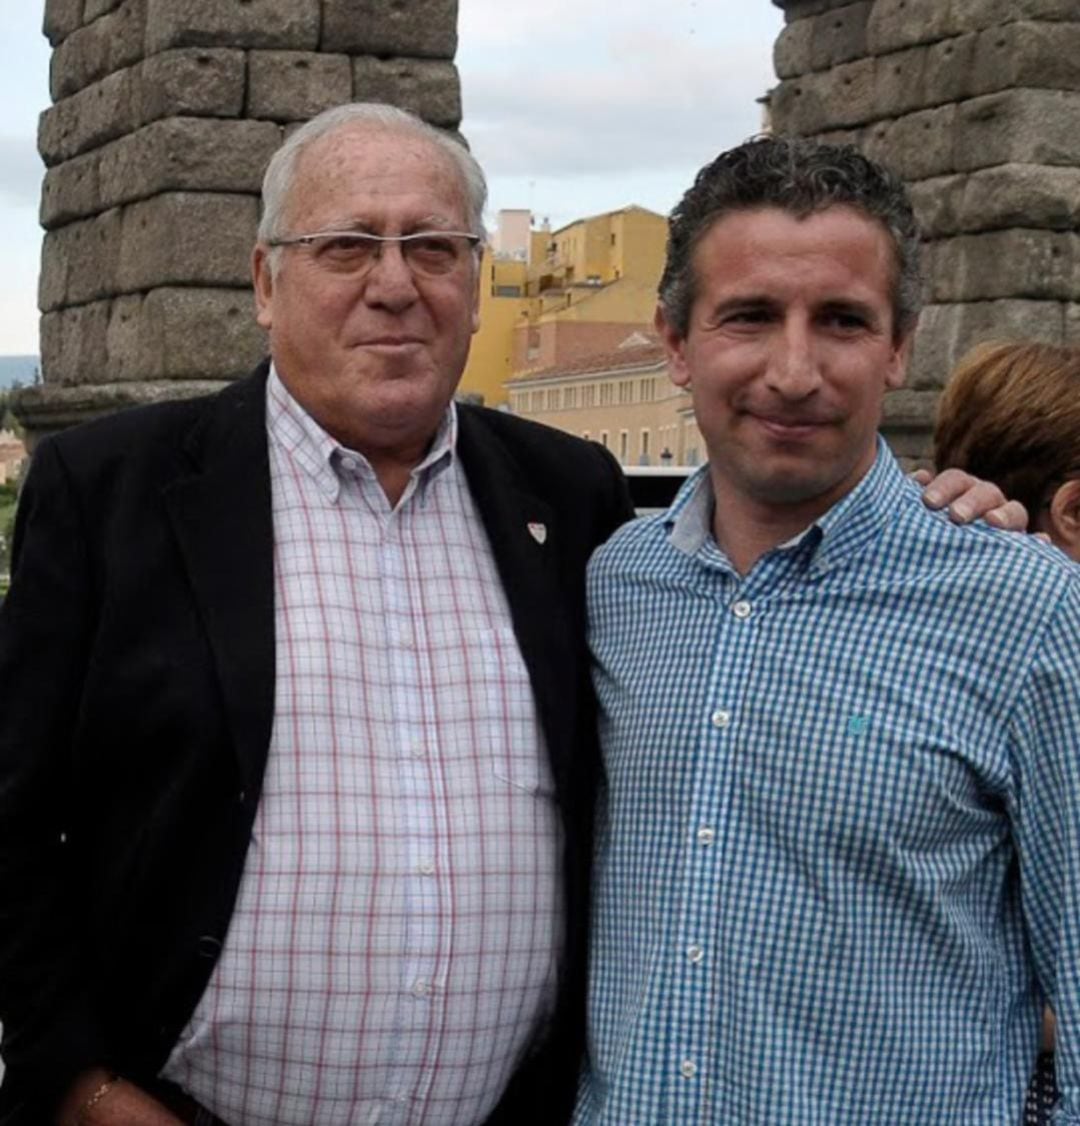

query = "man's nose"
[
  {"left": 362, "top": 241, "right": 419, "bottom": 309},
  {"left": 765, "top": 322, "right": 822, "bottom": 399}
]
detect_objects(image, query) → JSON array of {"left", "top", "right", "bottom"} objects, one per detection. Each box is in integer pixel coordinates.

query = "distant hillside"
[{"left": 0, "top": 356, "right": 39, "bottom": 390}]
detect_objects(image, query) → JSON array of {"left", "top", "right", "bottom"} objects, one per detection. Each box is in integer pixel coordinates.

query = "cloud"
[
  {"left": 461, "top": 29, "right": 775, "bottom": 180},
  {"left": 0, "top": 137, "right": 43, "bottom": 210}
]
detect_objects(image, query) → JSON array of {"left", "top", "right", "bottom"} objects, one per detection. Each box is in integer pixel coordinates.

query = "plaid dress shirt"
[
  {"left": 163, "top": 370, "right": 563, "bottom": 1125},
  {"left": 576, "top": 441, "right": 1080, "bottom": 1124}
]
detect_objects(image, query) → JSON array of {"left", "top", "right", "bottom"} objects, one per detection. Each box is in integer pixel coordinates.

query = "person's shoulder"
[
  {"left": 894, "top": 491, "right": 1079, "bottom": 599},
  {"left": 589, "top": 511, "right": 666, "bottom": 569}
]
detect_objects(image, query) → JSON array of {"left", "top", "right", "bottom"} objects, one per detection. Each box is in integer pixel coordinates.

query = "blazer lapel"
[
  {"left": 456, "top": 409, "right": 576, "bottom": 785},
  {"left": 162, "top": 369, "right": 276, "bottom": 797}
]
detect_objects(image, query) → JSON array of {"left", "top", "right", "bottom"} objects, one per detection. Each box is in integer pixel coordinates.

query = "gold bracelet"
[{"left": 76, "top": 1076, "right": 118, "bottom": 1125}]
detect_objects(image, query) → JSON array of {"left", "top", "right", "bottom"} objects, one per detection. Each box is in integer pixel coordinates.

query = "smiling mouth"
[
  {"left": 755, "top": 415, "right": 830, "bottom": 440},
  {"left": 361, "top": 337, "right": 424, "bottom": 347}
]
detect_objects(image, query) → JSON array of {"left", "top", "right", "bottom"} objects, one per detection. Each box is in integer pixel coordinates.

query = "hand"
[
  {"left": 914, "top": 467, "right": 1029, "bottom": 531},
  {"left": 57, "top": 1070, "right": 185, "bottom": 1126}
]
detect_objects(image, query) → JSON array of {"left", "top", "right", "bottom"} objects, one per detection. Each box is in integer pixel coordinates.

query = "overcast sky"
[{"left": 0, "top": 1, "right": 783, "bottom": 356}]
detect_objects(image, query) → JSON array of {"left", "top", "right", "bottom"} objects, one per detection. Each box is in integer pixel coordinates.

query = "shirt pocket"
[{"left": 472, "top": 625, "right": 553, "bottom": 797}]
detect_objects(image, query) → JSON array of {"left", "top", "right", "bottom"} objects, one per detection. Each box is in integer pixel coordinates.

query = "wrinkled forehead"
[{"left": 284, "top": 124, "right": 470, "bottom": 232}]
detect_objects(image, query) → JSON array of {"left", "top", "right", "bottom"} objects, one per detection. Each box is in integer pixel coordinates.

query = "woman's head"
[{"left": 935, "top": 340, "right": 1080, "bottom": 560}]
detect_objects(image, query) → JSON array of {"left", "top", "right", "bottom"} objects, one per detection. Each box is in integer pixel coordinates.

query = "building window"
[
  {"left": 619, "top": 430, "right": 629, "bottom": 463},
  {"left": 618, "top": 380, "right": 633, "bottom": 405},
  {"left": 640, "top": 377, "right": 655, "bottom": 402},
  {"left": 532, "top": 391, "right": 544, "bottom": 412},
  {"left": 599, "top": 430, "right": 609, "bottom": 448},
  {"left": 494, "top": 284, "right": 522, "bottom": 297},
  {"left": 581, "top": 384, "right": 596, "bottom": 407},
  {"left": 546, "top": 389, "right": 560, "bottom": 410},
  {"left": 640, "top": 429, "right": 651, "bottom": 466},
  {"left": 599, "top": 383, "right": 613, "bottom": 406},
  {"left": 564, "top": 386, "right": 577, "bottom": 409},
  {"left": 582, "top": 430, "right": 591, "bottom": 440}
]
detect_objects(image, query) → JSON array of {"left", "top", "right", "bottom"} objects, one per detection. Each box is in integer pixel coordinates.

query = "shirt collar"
[
  {"left": 666, "top": 437, "right": 912, "bottom": 573},
  {"left": 265, "top": 363, "right": 457, "bottom": 504}
]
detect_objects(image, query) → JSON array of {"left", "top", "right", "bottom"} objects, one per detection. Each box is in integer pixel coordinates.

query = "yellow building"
[
  {"left": 460, "top": 205, "right": 668, "bottom": 407},
  {"left": 506, "top": 336, "right": 705, "bottom": 468}
]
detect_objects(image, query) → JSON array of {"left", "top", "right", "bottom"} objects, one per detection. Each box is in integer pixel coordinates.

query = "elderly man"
[
  {"left": 0, "top": 104, "right": 631, "bottom": 1126},
  {"left": 0, "top": 106, "right": 1016, "bottom": 1126},
  {"left": 576, "top": 137, "right": 1080, "bottom": 1124}
]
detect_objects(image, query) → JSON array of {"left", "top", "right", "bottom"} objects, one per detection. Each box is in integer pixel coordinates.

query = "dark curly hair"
[{"left": 658, "top": 135, "right": 922, "bottom": 342}]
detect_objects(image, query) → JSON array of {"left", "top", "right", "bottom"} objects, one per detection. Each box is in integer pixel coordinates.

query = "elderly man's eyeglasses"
[{"left": 268, "top": 230, "right": 482, "bottom": 278}]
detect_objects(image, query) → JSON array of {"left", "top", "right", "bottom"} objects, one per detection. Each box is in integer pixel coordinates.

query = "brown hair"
[{"left": 934, "top": 340, "right": 1080, "bottom": 517}]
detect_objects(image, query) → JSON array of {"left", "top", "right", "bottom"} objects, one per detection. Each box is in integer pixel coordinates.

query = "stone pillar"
[
  {"left": 769, "top": 0, "right": 1080, "bottom": 462},
  {"left": 18, "top": 0, "right": 462, "bottom": 444}
]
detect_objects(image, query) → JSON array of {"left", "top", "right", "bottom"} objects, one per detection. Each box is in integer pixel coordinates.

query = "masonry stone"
[
  {"left": 139, "top": 49, "right": 247, "bottom": 122},
  {"left": 926, "top": 230, "right": 1079, "bottom": 304},
  {"left": 84, "top": 0, "right": 124, "bottom": 18},
  {"left": 863, "top": 104, "right": 956, "bottom": 181},
  {"left": 106, "top": 288, "right": 265, "bottom": 382},
  {"left": 49, "top": 0, "right": 145, "bottom": 101},
  {"left": 809, "top": 2, "right": 872, "bottom": 71},
  {"left": 43, "top": 0, "right": 84, "bottom": 46},
  {"left": 96, "top": 118, "right": 280, "bottom": 208},
  {"left": 322, "top": 0, "right": 458, "bottom": 59},
  {"left": 954, "top": 89, "right": 1080, "bottom": 170},
  {"left": 781, "top": 0, "right": 861, "bottom": 20},
  {"left": 117, "top": 193, "right": 258, "bottom": 293},
  {"left": 908, "top": 300, "right": 1066, "bottom": 390},
  {"left": 144, "top": 0, "right": 320, "bottom": 53},
  {"left": 39, "top": 69, "right": 138, "bottom": 166},
  {"left": 40, "top": 151, "right": 102, "bottom": 227},
  {"left": 352, "top": 58, "right": 462, "bottom": 128},
  {"left": 247, "top": 52, "right": 353, "bottom": 123},
  {"left": 911, "top": 165, "right": 1080, "bottom": 237},
  {"left": 39, "top": 302, "right": 110, "bottom": 387},
  {"left": 774, "top": 19, "right": 814, "bottom": 79}
]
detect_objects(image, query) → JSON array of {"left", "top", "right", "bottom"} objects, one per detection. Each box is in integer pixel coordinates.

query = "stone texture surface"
[
  {"left": 43, "top": 0, "right": 84, "bottom": 46},
  {"left": 323, "top": 0, "right": 458, "bottom": 58},
  {"left": 116, "top": 192, "right": 258, "bottom": 293},
  {"left": 352, "top": 58, "right": 462, "bottom": 127},
  {"left": 144, "top": 0, "right": 320, "bottom": 52},
  {"left": 908, "top": 300, "right": 1066, "bottom": 390},
  {"left": 49, "top": 0, "right": 145, "bottom": 101},
  {"left": 247, "top": 51, "right": 353, "bottom": 122},
  {"left": 107, "top": 287, "right": 266, "bottom": 381}
]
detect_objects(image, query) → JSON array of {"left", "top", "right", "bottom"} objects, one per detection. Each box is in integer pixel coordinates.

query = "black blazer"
[{"left": 0, "top": 364, "right": 632, "bottom": 1125}]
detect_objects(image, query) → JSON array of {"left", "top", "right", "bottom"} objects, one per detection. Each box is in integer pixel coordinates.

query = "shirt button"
[
  {"left": 686, "top": 944, "right": 704, "bottom": 964},
  {"left": 341, "top": 456, "right": 359, "bottom": 472},
  {"left": 732, "top": 600, "right": 752, "bottom": 620},
  {"left": 417, "top": 860, "right": 435, "bottom": 876},
  {"left": 711, "top": 709, "right": 731, "bottom": 729},
  {"left": 411, "top": 978, "right": 431, "bottom": 998},
  {"left": 680, "top": 1058, "right": 697, "bottom": 1079},
  {"left": 697, "top": 827, "right": 715, "bottom": 846}
]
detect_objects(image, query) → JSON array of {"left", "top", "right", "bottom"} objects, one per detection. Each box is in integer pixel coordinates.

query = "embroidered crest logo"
[{"left": 527, "top": 522, "right": 547, "bottom": 545}]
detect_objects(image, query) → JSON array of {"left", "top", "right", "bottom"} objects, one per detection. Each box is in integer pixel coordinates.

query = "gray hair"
[
  {"left": 658, "top": 135, "right": 922, "bottom": 342},
  {"left": 257, "top": 102, "right": 488, "bottom": 250}
]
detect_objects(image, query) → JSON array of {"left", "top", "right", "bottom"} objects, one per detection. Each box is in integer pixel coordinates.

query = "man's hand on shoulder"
[
  {"left": 57, "top": 1069, "right": 185, "bottom": 1126},
  {"left": 914, "top": 467, "right": 1028, "bottom": 531}
]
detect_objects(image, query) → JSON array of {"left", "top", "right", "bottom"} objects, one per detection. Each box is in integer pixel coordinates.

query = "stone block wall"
[
  {"left": 770, "top": 0, "right": 1080, "bottom": 463},
  {"left": 20, "top": 0, "right": 462, "bottom": 440}
]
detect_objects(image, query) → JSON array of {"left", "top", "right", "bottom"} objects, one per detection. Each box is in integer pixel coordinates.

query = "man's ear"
[
  {"left": 252, "top": 244, "right": 275, "bottom": 331},
  {"left": 655, "top": 303, "right": 691, "bottom": 389},
  {"left": 1043, "top": 479, "right": 1080, "bottom": 562},
  {"left": 885, "top": 325, "right": 915, "bottom": 391}
]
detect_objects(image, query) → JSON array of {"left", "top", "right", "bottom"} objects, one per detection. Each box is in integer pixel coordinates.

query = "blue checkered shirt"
[{"left": 575, "top": 441, "right": 1080, "bottom": 1124}]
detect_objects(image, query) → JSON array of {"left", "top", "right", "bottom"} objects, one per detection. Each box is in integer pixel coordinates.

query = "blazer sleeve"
[{"left": 0, "top": 438, "right": 106, "bottom": 1112}]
